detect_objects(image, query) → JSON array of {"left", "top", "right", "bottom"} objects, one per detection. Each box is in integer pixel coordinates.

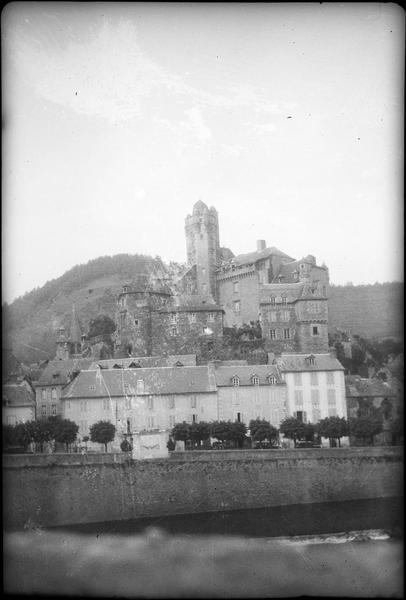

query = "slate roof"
[
  {"left": 213, "top": 365, "right": 284, "bottom": 387},
  {"left": 279, "top": 353, "right": 344, "bottom": 372},
  {"left": 3, "top": 382, "right": 35, "bottom": 407},
  {"left": 62, "top": 366, "right": 216, "bottom": 399},
  {"left": 159, "top": 295, "right": 223, "bottom": 313},
  {"left": 36, "top": 358, "right": 93, "bottom": 386},
  {"left": 345, "top": 376, "right": 396, "bottom": 398},
  {"left": 231, "top": 246, "right": 293, "bottom": 267},
  {"left": 70, "top": 305, "right": 82, "bottom": 344},
  {"left": 259, "top": 282, "right": 304, "bottom": 303},
  {"left": 88, "top": 355, "right": 197, "bottom": 370}
]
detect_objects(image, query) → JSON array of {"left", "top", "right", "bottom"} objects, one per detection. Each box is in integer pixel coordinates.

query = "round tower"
[{"left": 185, "top": 199, "right": 220, "bottom": 299}]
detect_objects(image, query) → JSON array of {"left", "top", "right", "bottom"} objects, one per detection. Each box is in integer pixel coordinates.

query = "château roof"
[
  {"left": 213, "top": 365, "right": 284, "bottom": 387},
  {"left": 278, "top": 353, "right": 344, "bottom": 372},
  {"left": 231, "top": 246, "right": 293, "bottom": 267},
  {"left": 70, "top": 305, "right": 82, "bottom": 344},
  {"left": 3, "top": 381, "right": 35, "bottom": 407},
  {"left": 62, "top": 366, "right": 216, "bottom": 398},
  {"left": 36, "top": 358, "right": 93, "bottom": 386},
  {"left": 159, "top": 295, "right": 223, "bottom": 313},
  {"left": 88, "top": 355, "right": 197, "bottom": 370}
]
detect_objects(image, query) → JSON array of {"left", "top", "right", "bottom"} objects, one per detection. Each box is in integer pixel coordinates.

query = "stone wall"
[{"left": 3, "top": 447, "right": 402, "bottom": 530}]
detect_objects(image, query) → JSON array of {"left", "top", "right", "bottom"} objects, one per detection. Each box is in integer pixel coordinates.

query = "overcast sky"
[{"left": 2, "top": 2, "right": 404, "bottom": 303}]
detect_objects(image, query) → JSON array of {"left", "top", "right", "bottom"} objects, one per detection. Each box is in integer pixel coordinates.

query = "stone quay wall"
[{"left": 3, "top": 447, "right": 403, "bottom": 530}]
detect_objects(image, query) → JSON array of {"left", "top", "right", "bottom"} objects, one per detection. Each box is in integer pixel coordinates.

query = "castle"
[
  {"left": 54, "top": 200, "right": 330, "bottom": 361},
  {"left": 113, "top": 199, "right": 330, "bottom": 359}
]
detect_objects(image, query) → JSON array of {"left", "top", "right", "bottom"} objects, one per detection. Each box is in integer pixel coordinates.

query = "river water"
[{"left": 51, "top": 496, "right": 402, "bottom": 539}]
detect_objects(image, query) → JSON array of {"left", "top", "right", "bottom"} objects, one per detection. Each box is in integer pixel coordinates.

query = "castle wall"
[{"left": 218, "top": 270, "right": 260, "bottom": 327}]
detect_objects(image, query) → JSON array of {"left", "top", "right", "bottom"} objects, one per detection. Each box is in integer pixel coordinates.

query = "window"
[
  {"left": 41, "top": 404, "right": 47, "bottom": 417},
  {"left": 294, "top": 390, "right": 303, "bottom": 407},
  {"left": 42, "top": 389, "right": 47, "bottom": 401},
  {"left": 120, "top": 313, "right": 126, "bottom": 328},
  {"left": 170, "top": 313, "right": 177, "bottom": 324},
  {"left": 147, "top": 396, "right": 154, "bottom": 410},
  {"left": 192, "top": 414, "right": 197, "bottom": 424},
  {"left": 80, "top": 420, "right": 88, "bottom": 435},
  {"left": 134, "top": 319, "right": 139, "bottom": 328},
  {"left": 103, "top": 398, "right": 110, "bottom": 410},
  {"left": 80, "top": 400, "right": 88, "bottom": 412},
  {"left": 190, "top": 396, "right": 197, "bottom": 408},
  {"left": 89, "top": 385, "right": 96, "bottom": 392},
  {"left": 170, "top": 326, "right": 178, "bottom": 337},
  {"left": 7, "top": 415, "right": 17, "bottom": 426},
  {"left": 327, "top": 371, "right": 335, "bottom": 385},
  {"left": 270, "top": 295, "right": 276, "bottom": 306},
  {"left": 312, "top": 326, "right": 319, "bottom": 336},
  {"left": 202, "top": 283, "right": 208, "bottom": 294},
  {"left": 295, "top": 410, "right": 307, "bottom": 423},
  {"left": 169, "top": 397, "right": 175, "bottom": 410},
  {"left": 269, "top": 329, "right": 276, "bottom": 340},
  {"left": 294, "top": 372, "right": 302, "bottom": 386},
  {"left": 187, "top": 283, "right": 193, "bottom": 294},
  {"left": 283, "top": 328, "right": 290, "bottom": 339},
  {"left": 281, "top": 295, "right": 287, "bottom": 305},
  {"left": 252, "top": 375, "right": 260, "bottom": 386},
  {"left": 125, "top": 397, "right": 131, "bottom": 410},
  {"left": 234, "top": 300, "right": 240, "bottom": 313},
  {"left": 126, "top": 419, "right": 132, "bottom": 434},
  {"left": 312, "top": 408, "right": 321, "bottom": 422},
  {"left": 51, "top": 387, "right": 57, "bottom": 400},
  {"left": 281, "top": 311, "right": 290, "bottom": 321},
  {"left": 66, "top": 400, "right": 71, "bottom": 410},
  {"left": 237, "top": 412, "right": 241, "bottom": 423},
  {"left": 51, "top": 404, "right": 57, "bottom": 416},
  {"left": 232, "top": 376, "right": 240, "bottom": 386},
  {"left": 311, "top": 389, "right": 320, "bottom": 405},
  {"left": 310, "top": 372, "right": 318, "bottom": 386},
  {"left": 270, "top": 311, "right": 277, "bottom": 322},
  {"left": 189, "top": 312, "right": 196, "bottom": 323},
  {"left": 327, "top": 389, "right": 336, "bottom": 406},
  {"left": 207, "top": 312, "right": 215, "bottom": 322},
  {"left": 268, "top": 375, "right": 277, "bottom": 385},
  {"left": 233, "top": 281, "right": 239, "bottom": 293},
  {"left": 169, "top": 415, "right": 176, "bottom": 428},
  {"left": 147, "top": 416, "right": 155, "bottom": 429},
  {"left": 307, "top": 355, "right": 316, "bottom": 366},
  {"left": 308, "top": 302, "right": 320, "bottom": 314}
]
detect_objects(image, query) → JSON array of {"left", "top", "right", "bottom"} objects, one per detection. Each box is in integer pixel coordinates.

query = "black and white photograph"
[{"left": 2, "top": 2, "right": 404, "bottom": 597}]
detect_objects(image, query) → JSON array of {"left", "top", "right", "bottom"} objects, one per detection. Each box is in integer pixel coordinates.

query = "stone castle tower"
[{"left": 185, "top": 200, "right": 220, "bottom": 300}]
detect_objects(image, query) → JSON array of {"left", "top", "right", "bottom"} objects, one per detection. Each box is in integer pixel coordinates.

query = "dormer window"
[
  {"left": 268, "top": 375, "right": 277, "bottom": 385},
  {"left": 207, "top": 312, "right": 215, "bottom": 322},
  {"left": 306, "top": 355, "right": 316, "bottom": 366},
  {"left": 189, "top": 312, "right": 196, "bottom": 323},
  {"left": 232, "top": 376, "right": 240, "bottom": 387},
  {"left": 251, "top": 375, "right": 260, "bottom": 386},
  {"left": 170, "top": 313, "right": 177, "bottom": 324},
  {"left": 113, "top": 364, "right": 122, "bottom": 369},
  {"left": 281, "top": 294, "right": 287, "bottom": 305},
  {"left": 53, "top": 373, "right": 60, "bottom": 379},
  {"left": 89, "top": 385, "right": 96, "bottom": 391},
  {"left": 270, "top": 295, "right": 276, "bottom": 306},
  {"left": 175, "top": 361, "right": 183, "bottom": 367},
  {"left": 128, "top": 362, "right": 141, "bottom": 368}
]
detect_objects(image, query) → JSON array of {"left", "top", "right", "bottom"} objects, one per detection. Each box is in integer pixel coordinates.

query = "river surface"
[{"left": 51, "top": 496, "right": 403, "bottom": 539}]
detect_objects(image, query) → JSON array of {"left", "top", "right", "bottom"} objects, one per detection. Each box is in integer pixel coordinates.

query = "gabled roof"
[
  {"left": 345, "top": 376, "right": 396, "bottom": 398},
  {"left": 36, "top": 358, "right": 93, "bottom": 386},
  {"left": 279, "top": 353, "right": 344, "bottom": 372},
  {"left": 3, "top": 381, "right": 35, "bottom": 407},
  {"left": 62, "top": 366, "right": 216, "bottom": 399},
  {"left": 213, "top": 365, "right": 283, "bottom": 387},
  {"left": 88, "top": 355, "right": 197, "bottom": 370},
  {"left": 231, "top": 246, "right": 293, "bottom": 267}
]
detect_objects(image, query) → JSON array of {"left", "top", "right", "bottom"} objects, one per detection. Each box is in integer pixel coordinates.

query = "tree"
[
  {"left": 210, "top": 421, "right": 230, "bottom": 446},
  {"left": 3, "top": 424, "right": 17, "bottom": 451},
  {"left": 89, "top": 420, "right": 116, "bottom": 452},
  {"left": 171, "top": 422, "right": 190, "bottom": 442},
  {"left": 249, "top": 419, "right": 279, "bottom": 446},
  {"left": 53, "top": 418, "right": 79, "bottom": 452},
  {"left": 25, "top": 419, "right": 55, "bottom": 452},
  {"left": 349, "top": 412, "right": 383, "bottom": 446},
  {"left": 227, "top": 421, "right": 248, "bottom": 448},
  {"left": 317, "top": 417, "right": 349, "bottom": 448},
  {"left": 279, "top": 417, "right": 306, "bottom": 445},
  {"left": 390, "top": 416, "right": 404, "bottom": 445},
  {"left": 14, "top": 423, "right": 32, "bottom": 450},
  {"left": 189, "top": 422, "right": 211, "bottom": 449},
  {"left": 120, "top": 439, "right": 132, "bottom": 452}
]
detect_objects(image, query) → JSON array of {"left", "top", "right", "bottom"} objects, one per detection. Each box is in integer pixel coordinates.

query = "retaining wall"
[{"left": 3, "top": 447, "right": 403, "bottom": 530}]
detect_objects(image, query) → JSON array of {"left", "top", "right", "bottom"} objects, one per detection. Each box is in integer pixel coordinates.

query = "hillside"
[
  {"left": 328, "top": 282, "right": 403, "bottom": 339},
  {"left": 2, "top": 254, "right": 403, "bottom": 364}
]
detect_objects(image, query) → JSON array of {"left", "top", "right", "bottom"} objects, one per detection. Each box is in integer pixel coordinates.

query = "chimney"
[{"left": 257, "top": 240, "right": 266, "bottom": 252}]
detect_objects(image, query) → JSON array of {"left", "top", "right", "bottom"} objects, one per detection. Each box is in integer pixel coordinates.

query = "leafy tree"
[
  {"left": 249, "top": 419, "right": 279, "bottom": 446},
  {"left": 227, "top": 421, "right": 248, "bottom": 448},
  {"left": 189, "top": 422, "right": 211, "bottom": 448},
  {"left": 166, "top": 438, "right": 176, "bottom": 451},
  {"left": 89, "top": 420, "right": 116, "bottom": 452},
  {"left": 390, "top": 416, "right": 404, "bottom": 445},
  {"left": 279, "top": 417, "right": 306, "bottom": 445},
  {"left": 25, "top": 419, "right": 55, "bottom": 452},
  {"left": 53, "top": 418, "right": 79, "bottom": 452},
  {"left": 14, "top": 423, "right": 32, "bottom": 450},
  {"left": 3, "top": 424, "right": 17, "bottom": 451},
  {"left": 171, "top": 422, "right": 190, "bottom": 442},
  {"left": 120, "top": 439, "right": 132, "bottom": 452},
  {"left": 83, "top": 435, "right": 90, "bottom": 451},
  {"left": 317, "top": 417, "right": 349, "bottom": 448},
  {"left": 210, "top": 421, "right": 230, "bottom": 445},
  {"left": 349, "top": 412, "right": 383, "bottom": 446}
]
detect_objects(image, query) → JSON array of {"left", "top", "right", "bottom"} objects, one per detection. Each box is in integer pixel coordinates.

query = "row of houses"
[{"left": 3, "top": 351, "right": 399, "bottom": 452}]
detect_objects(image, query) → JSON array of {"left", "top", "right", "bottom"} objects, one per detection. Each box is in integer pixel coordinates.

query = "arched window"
[
  {"left": 251, "top": 375, "right": 260, "bottom": 386},
  {"left": 231, "top": 376, "right": 240, "bottom": 387}
]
